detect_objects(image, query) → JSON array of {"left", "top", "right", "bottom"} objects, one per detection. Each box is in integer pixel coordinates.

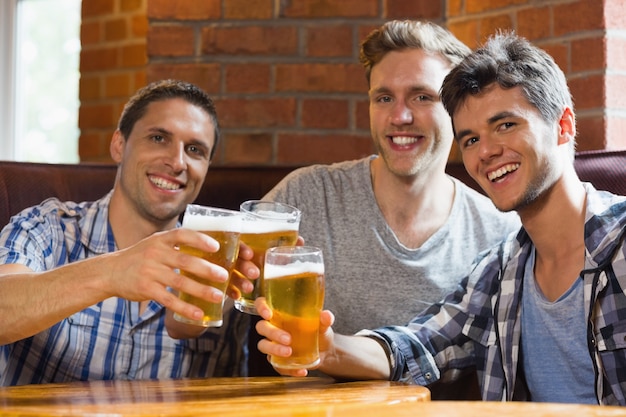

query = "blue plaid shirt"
[
  {"left": 0, "top": 192, "right": 249, "bottom": 386},
  {"left": 361, "top": 184, "right": 626, "bottom": 405}
]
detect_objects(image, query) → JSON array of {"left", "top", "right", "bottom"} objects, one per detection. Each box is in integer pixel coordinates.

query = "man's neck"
[
  {"left": 521, "top": 170, "right": 587, "bottom": 301},
  {"left": 108, "top": 189, "right": 177, "bottom": 249},
  {"left": 370, "top": 158, "right": 455, "bottom": 249}
]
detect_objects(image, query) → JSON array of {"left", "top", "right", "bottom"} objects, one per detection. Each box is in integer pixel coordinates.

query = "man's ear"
[
  {"left": 110, "top": 130, "right": 125, "bottom": 163},
  {"left": 557, "top": 106, "right": 576, "bottom": 146}
]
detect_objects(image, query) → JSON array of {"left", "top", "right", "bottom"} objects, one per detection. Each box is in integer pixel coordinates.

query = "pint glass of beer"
[
  {"left": 233, "top": 200, "right": 301, "bottom": 315},
  {"left": 173, "top": 204, "right": 242, "bottom": 327},
  {"left": 264, "top": 246, "right": 325, "bottom": 369}
]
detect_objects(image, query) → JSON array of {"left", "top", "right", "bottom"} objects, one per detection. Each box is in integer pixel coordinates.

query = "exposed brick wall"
[
  {"left": 78, "top": 0, "right": 624, "bottom": 165},
  {"left": 447, "top": 0, "right": 626, "bottom": 157},
  {"left": 79, "top": 0, "right": 148, "bottom": 162}
]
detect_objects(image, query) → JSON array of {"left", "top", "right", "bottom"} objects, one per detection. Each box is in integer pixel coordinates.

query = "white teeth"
[
  {"left": 488, "top": 163, "right": 520, "bottom": 182},
  {"left": 391, "top": 136, "right": 417, "bottom": 145},
  {"left": 149, "top": 176, "right": 181, "bottom": 190}
]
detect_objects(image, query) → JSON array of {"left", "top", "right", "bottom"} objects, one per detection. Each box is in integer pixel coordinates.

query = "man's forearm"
[
  {"left": 0, "top": 257, "right": 113, "bottom": 344},
  {"left": 318, "top": 334, "right": 391, "bottom": 380}
]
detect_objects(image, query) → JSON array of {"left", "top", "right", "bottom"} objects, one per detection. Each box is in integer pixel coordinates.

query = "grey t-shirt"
[{"left": 264, "top": 156, "right": 521, "bottom": 335}]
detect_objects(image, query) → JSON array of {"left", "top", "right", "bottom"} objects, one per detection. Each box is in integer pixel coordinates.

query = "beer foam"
[
  {"left": 241, "top": 217, "right": 299, "bottom": 233},
  {"left": 264, "top": 261, "right": 324, "bottom": 279},
  {"left": 182, "top": 213, "right": 241, "bottom": 232}
]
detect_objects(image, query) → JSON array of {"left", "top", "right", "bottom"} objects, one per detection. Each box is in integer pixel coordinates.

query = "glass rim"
[
  {"left": 185, "top": 204, "right": 243, "bottom": 217},
  {"left": 240, "top": 200, "right": 301, "bottom": 221},
  {"left": 266, "top": 245, "right": 321, "bottom": 255}
]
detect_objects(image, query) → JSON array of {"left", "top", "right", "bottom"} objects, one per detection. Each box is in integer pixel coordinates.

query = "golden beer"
[
  {"left": 264, "top": 246, "right": 324, "bottom": 369},
  {"left": 173, "top": 205, "right": 242, "bottom": 327},
  {"left": 234, "top": 201, "right": 301, "bottom": 315}
]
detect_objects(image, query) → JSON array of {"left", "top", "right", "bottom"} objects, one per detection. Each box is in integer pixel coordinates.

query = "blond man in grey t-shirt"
[{"left": 262, "top": 20, "right": 520, "bottom": 399}]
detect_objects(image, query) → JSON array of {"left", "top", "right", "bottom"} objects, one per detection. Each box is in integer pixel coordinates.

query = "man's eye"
[
  {"left": 377, "top": 96, "right": 392, "bottom": 103},
  {"left": 187, "top": 145, "right": 207, "bottom": 158},
  {"left": 464, "top": 137, "right": 478, "bottom": 147},
  {"left": 499, "top": 122, "right": 515, "bottom": 131},
  {"left": 152, "top": 135, "right": 165, "bottom": 143}
]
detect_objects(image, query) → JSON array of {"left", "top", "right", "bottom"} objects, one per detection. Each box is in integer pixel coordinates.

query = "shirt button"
[{"left": 425, "top": 372, "right": 432, "bottom": 380}]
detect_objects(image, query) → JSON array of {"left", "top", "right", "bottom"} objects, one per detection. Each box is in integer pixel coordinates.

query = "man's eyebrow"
[
  {"left": 454, "top": 111, "right": 518, "bottom": 141},
  {"left": 369, "top": 84, "right": 436, "bottom": 96},
  {"left": 487, "top": 111, "right": 517, "bottom": 125},
  {"left": 454, "top": 128, "right": 473, "bottom": 141},
  {"left": 147, "top": 127, "right": 172, "bottom": 136}
]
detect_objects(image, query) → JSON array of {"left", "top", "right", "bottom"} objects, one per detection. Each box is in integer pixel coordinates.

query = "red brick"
[
  {"left": 517, "top": 6, "right": 551, "bottom": 41},
  {"left": 541, "top": 43, "right": 569, "bottom": 75},
  {"left": 466, "top": 0, "right": 527, "bottom": 14},
  {"left": 78, "top": 132, "right": 110, "bottom": 160},
  {"left": 276, "top": 133, "right": 374, "bottom": 165},
  {"left": 202, "top": 26, "right": 297, "bottom": 55},
  {"left": 216, "top": 98, "right": 297, "bottom": 128},
  {"left": 82, "top": 0, "right": 115, "bottom": 17},
  {"left": 131, "top": 14, "right": 149, "bottom": 38},
  {"left": 357, "top": 24, "right": 381, "bottom": 46},
  {"left": 104, "top": 18, "right": 127, "bottom": 41},
  {"left": 275, "top": 63, "right": 367, "bottom": 93},
  {"left": 355, "top": 99, "right": 370, "bottom": 130},
  {"left": 220, "top": 133, "right": 273, "bottom": 165},
  {"left": 134, "top": 72, "right": 147, "bottom": 91},
  {"left": 121, "top": 43, "right": 147, "bottom": 67},
  {"left": 104, "top": 73, "right": 132, "bottom": 98},
  {"left": 575, "top": 115, "right": 606, "bottom": 151},
  {"left": 384, "top": 0, "right": 443, "bottom": 20},
  {"left": 224, "top": 0, "right": 274, "bottom": 19},
  {"left": 301, "top": 99, "right": 349, "bottom": 129},
  {"left": 79, "top": 104, "right": 116, "bottom": 129},
  {"left": 479, "top": 14, "right": 514, "bottom": 43},
  {"left": 112, "top": 99, "right": 128, "bottom": 124},
  {"left": 80, "top": 47, "right": 119, "bottom": 71},
  {"left": 79, "top": 76, "right": 102, "bottom": 101},
  {"left": 146, "top": 63, "right": 221, "bottom": 93},
  {"left": 147, "top": 26, "right": 195, "bottom": 57},
  {"left": 81, "top": 21, "right": 102, "bottom": 45},
  {"left": 569, "top": 74, "right": 605, "bottom": 110},
  {"left": 571, "top": 37, "right": 605, "bottom": 73},
  {"left": 448, "top": 20, "right": 480, "bottom": 49},
  {"left": 224, "top": 63, "right": 271, "bottom": 94},
  {"left": 147, "top": 0, "right": 220, "bottom": 20},
  {"left": 121, "top": 0, "right": 143, "bottom": 13},
  {"left": 280, "top": 0, "right": 378, "bottom": 18},
  {"left": 446, "top": 0, "right": 463, "bottom": 17},
  {"left": 306, "top": 25, "right": 353, "bottom": 58},
  {"left": 553, "top": 0, "right": 604, "bottom": 37}
]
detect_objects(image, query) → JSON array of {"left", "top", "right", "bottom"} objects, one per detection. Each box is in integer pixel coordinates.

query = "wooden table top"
[
  {"left": 0, "top": 377, "right": 428, "bottom": 416},
  {"left": 0, "top": 377, "right": 624, "bottom": 417}
]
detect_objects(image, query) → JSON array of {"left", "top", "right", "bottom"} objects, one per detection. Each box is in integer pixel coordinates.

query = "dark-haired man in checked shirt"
[{"left": 255, "top": 32, "right": 626, "bottom": 405}]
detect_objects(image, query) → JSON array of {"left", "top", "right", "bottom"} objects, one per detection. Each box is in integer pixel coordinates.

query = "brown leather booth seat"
[
  {"left": 0, "top": 162, "right": 296, "bottom": 227},
  {"left": 2, "top": 150, "right": 624, "bottom": 228}
]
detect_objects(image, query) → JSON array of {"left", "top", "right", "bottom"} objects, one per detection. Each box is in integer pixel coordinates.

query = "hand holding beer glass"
[
  {"left": 173, "top": 204, "right": 242, "bottom": 327},
  {"left": 233, "top": 200, "right": 301, "bottom": 315},
  {"left": 264, "top": 246, "right": 325, "bottom": 369}
]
